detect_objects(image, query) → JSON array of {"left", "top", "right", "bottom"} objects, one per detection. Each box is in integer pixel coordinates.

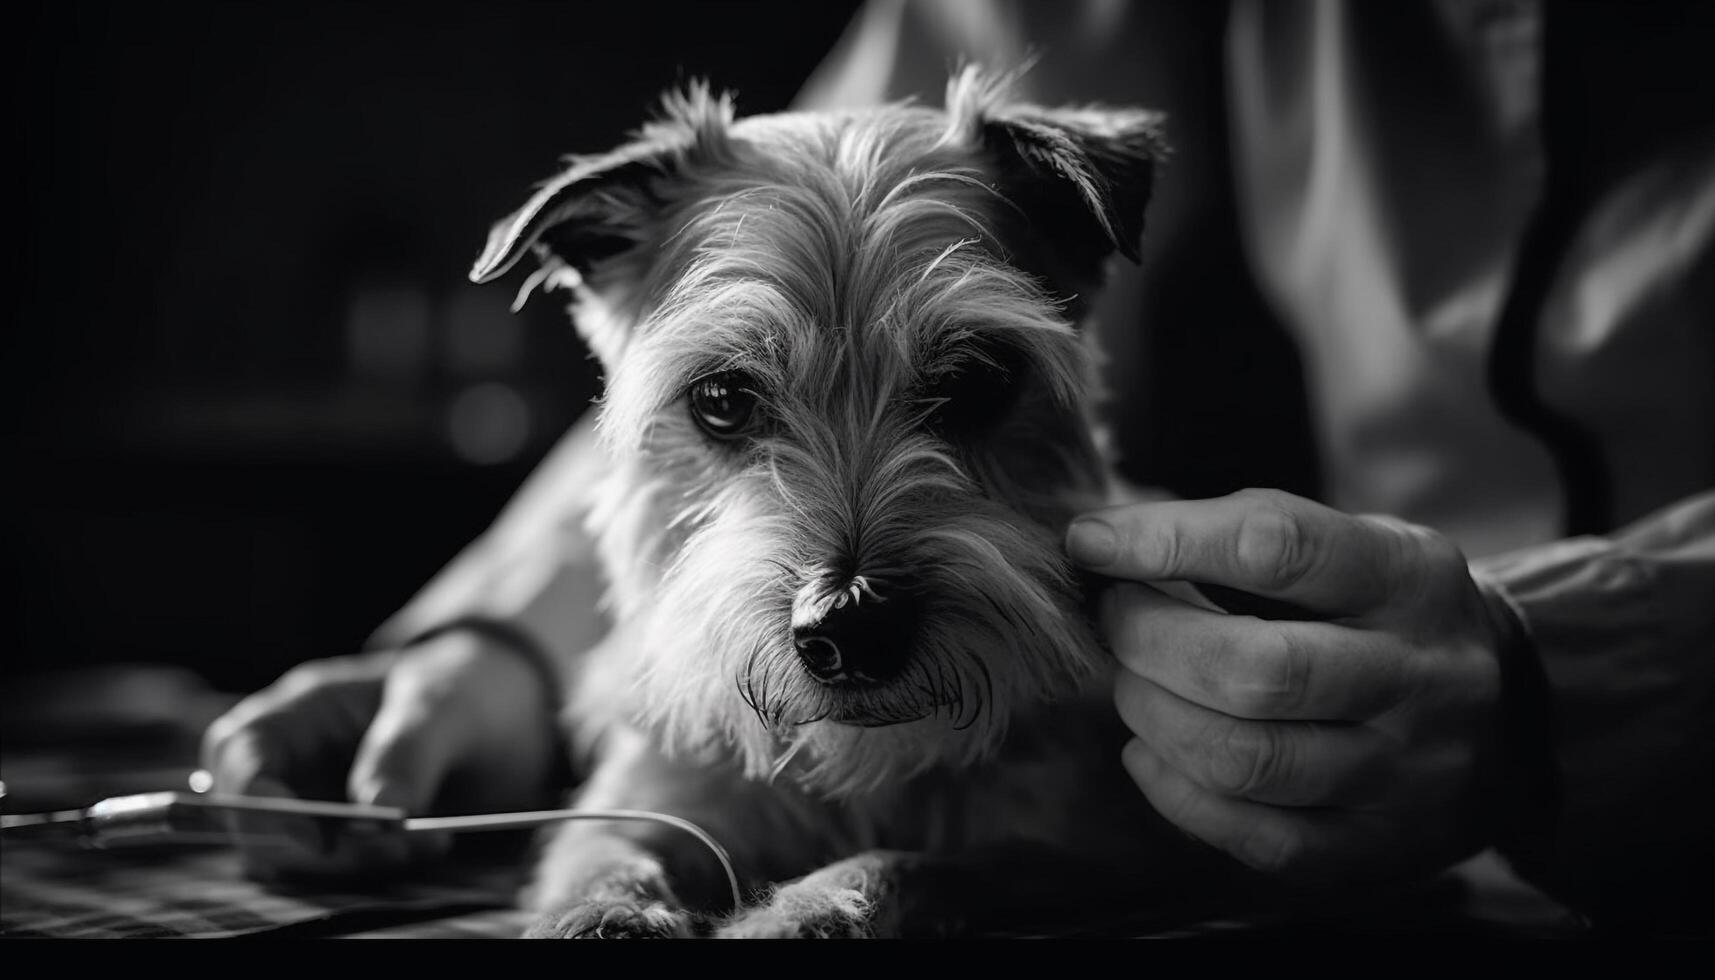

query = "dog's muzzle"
[{"left": 791, "top": 579, "right": 920, "bottom": 685}]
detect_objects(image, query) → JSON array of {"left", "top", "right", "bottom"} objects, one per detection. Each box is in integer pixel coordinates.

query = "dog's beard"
[{"left": 602, "top": 451, "right": 1105, "bottom": 798}]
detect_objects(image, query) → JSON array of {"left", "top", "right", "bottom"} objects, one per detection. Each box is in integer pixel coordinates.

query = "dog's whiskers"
[{"left": 767, "top": 737, "right": 808, "bottom": 784}]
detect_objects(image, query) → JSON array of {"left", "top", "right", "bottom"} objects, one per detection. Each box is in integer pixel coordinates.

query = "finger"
[
  {"left": 1114, "top": 672, "right": 1386, "bottom": 806},
  {"left": 348, "top": 659, "right": 471, "bottom": 811},
  {"left": 1121, "top": 738, "right": 1354, "bottom": 881},
  {"left": 1069, "top": 489, "right": 1407, "bottom": 615},
  {"left": 205, "top": 723, "right": 288, "bottom": 798},
  {"left": 203, "top": 726, "right": 327, "bottom": 875},
  {"left": 346, "top": 674, "right": 463, "bottom": 861},
  {"left": 199, "top": 657, "right": 384, "bottom": 799},
  {"left": 200, "top": 685, "right": 294, "bottom": 777},
  {"left": 1102, "top": 582, "right": 1410, "bottom": 720}
]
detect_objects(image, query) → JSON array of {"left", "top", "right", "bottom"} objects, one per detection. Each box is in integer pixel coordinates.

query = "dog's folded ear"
[
  {"left": 980, "top": 104, "right": 1166, "bottom": 265},
  {"left": 468, "top": 136, "right": 689, "bottom": 289},
  {"left": 470, "top": 86, "right": 737, "bottom": 288},
  {"left": 949, "top": 68, "right": 1167, "bottom": 289},
  {"left": 468, "top": 135, "right": 687, "bottom": 364},
  {"left": 469, "top": 85, "right": 733, "bottom": 361}
]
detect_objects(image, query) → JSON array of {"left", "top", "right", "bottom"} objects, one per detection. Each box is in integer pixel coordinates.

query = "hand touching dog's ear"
[{"left": 1072, "top": 489, "right": 1520, "bottom": 886}]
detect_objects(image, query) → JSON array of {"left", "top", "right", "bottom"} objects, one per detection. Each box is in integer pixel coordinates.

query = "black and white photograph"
[{"left": 6, "top": 0, "right": 1712, "bottom": 938}]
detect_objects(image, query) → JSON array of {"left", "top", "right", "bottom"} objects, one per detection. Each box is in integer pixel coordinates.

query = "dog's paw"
[
  {"left": 715, "top": 886, "right": 874, "bottom": 939},
  {"left": 715, "top": 910, "right": 869, "bottom": 939},
  {"left": 525, "top": 900, "right": 695, "bottom": 939}
]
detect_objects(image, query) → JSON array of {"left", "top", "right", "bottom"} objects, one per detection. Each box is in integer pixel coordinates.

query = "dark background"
[
  {"left": 16, "top": 1, "right": 863, "bottom": 694},
  {"left": 13, "top": 0, "right": 1332, "bottom": 701}
]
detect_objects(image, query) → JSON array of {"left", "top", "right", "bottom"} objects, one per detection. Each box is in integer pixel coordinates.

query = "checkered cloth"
[
  {"left": 0, "top": 841, "right": 526, "bottom": 939},
  {"left": 1, "top": 837, "right": 1584, "bottom": 939}
]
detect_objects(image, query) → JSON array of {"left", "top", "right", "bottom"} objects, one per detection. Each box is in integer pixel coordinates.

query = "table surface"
[
  {"left": 0, "top": 665, "right": 1588, "bottom": 939},
  {"left": 0, "top": 835, "right": 1586, "bottom": 939}
]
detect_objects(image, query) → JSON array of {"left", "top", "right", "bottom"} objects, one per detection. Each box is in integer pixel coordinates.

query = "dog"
[{"left": 469, "top": 67, "right": 1257, "bottom": 938}]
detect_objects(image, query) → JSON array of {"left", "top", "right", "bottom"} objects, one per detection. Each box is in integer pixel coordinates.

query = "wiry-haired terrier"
[{"left": 471, "top": 67, "right": 1249, "bottom": 938}]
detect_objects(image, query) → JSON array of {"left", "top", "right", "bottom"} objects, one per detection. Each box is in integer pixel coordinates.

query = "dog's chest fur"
[{"left": 835, "top": 685, "right": 1153, "bottom": 855}]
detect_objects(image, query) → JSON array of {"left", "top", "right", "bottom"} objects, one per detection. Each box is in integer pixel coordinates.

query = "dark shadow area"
[{"left": 15, "top": 1, "right": 862, "bottom": 694}]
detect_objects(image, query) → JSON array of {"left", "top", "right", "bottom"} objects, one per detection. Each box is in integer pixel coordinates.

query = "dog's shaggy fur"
[{"left": 471, "top": 68, "right": 1249, "bottom": 938}]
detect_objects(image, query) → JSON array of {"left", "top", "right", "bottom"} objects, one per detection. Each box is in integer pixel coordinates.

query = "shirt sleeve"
[
  {"left": 365, "top": 411, "right": 613, "bottom": 693},
  {"left": 1471, "top": 489, "right": 1715, "bottom": 932}
]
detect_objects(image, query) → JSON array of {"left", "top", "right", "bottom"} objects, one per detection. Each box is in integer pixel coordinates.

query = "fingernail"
[{"left": 1067, "top": 519, "right": 1118, "bottom": 566}]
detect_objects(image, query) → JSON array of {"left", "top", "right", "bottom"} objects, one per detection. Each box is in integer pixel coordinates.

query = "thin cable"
[
  {"left": 404, "top": 808, "right": 743, "bottom": 911},
  {"left": 1, "top": 787, "right": 745, "bottom": 913}
]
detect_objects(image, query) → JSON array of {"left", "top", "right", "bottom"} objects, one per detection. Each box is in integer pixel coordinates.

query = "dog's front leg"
[
  {"left": 715, "top": 849, "right": 1040, "bottom": 938},
  {"left": 522, "top": 729, "right": 713, "bottom": 939},
  {"left": 524, "top": 829, "right": 696, "bottom": 939},
  {"left": 714, "top": 851, "right": 901, "bottom": 938},
  {"left": 524, "top": 725, "right": 834, "bottom": 938}
]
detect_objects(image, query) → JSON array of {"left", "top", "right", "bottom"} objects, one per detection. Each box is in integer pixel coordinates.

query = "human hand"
[
  {"left": 1068, "top": 489, "right": 1517, "bottom": 885},
  {"left": 199, "top": 630, "right": 564, "bottom": 881}
]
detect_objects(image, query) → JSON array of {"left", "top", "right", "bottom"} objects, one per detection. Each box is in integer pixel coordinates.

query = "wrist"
[
  {"left": 402, "top": 617, "right": 575, "bottom": 794},
  {"left": 399, "top": 617, "right": 568, "bottom": 726}
]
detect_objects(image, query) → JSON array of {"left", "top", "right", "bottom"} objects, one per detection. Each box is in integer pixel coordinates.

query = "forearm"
[
  {"left": 368, "top": 411, "right": 612, "bottom": 692},
  {"left": 1473, "top": 490, "right": 1715, "bottom": 932}
]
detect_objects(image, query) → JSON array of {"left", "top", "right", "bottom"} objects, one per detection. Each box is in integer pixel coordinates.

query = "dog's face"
[{"left": 474, "top": 70, "right": 1163, "bottom": 795}]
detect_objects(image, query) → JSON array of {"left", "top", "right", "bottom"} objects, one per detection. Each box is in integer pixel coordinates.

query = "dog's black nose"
[{"left": 792, "top": 588, "right": 919, "bottom": 684}]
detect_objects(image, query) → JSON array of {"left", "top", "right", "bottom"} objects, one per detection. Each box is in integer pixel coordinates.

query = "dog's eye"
[
  {"left": 688, "top": 371, "right": 761, "bottom": 441},
  {"left": 923, "top": 347, "right": 1024, "bottom": 435}
]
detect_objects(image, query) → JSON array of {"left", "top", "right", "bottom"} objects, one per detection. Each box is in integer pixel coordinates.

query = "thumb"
[
  {"left": 347, "top": 680, "right": 458, "bottom": 860},
  {"left": 349, "top": 705, "right": 445, "bottom": 812}
]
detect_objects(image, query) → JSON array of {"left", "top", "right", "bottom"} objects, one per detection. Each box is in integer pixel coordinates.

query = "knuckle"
[
  {"left": 1139, "top": 518, "right": 1185, "bottom": 579},
  {"left": 1235, "top": 820, "right": 1308, "bottom": 875},
  {"left": 1235, "top": 504, "right": 1313, "bottom": 592},
  {"left": 1218, "top": 628, "right": 1306, "bottom": 717},
  {"left": 1150, "top": 773, "right": 1203, "bottom": 831},
  {"left": 1233, "top": 487, "right": 1290, "bottom": 507},
  {"left": 1207, "top": 722, "right": 1282, "bottom": 798}
]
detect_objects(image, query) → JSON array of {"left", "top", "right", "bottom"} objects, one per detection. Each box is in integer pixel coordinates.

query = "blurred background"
[
  {"left": 11, "top": 0, "right": 1331, "bottom": 811},
  {"left": 15, "top": 1, "right": 864, "bottom": 700}
]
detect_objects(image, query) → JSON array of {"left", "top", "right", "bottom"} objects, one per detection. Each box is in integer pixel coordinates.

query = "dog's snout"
[
  {"left": 793, "top": 634, "right": 845, "bottom": 681},
  {"left": 792, "top": 584, "right": 919, "bottom": 685}
]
